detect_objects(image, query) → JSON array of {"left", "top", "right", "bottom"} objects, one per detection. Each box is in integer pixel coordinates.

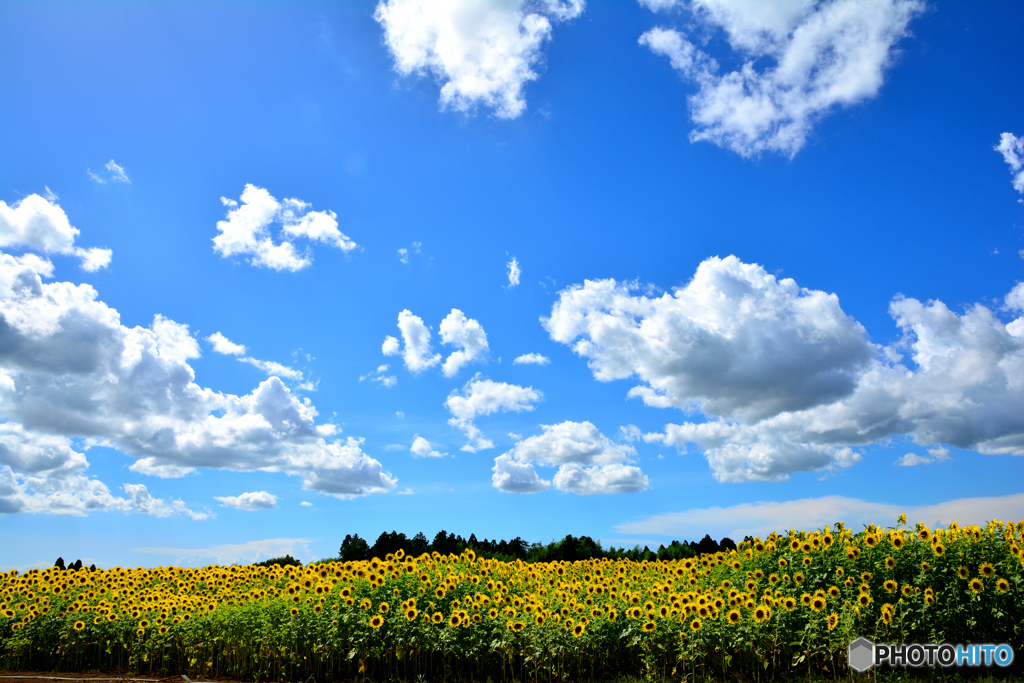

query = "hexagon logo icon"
[{"left": 848, "top": 637, "right": 875, "bottom": 672}]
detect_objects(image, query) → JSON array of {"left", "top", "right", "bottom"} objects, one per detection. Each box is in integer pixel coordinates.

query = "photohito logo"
[{"left": 848, "top": 637, "right": 1015, "bottom": 672}]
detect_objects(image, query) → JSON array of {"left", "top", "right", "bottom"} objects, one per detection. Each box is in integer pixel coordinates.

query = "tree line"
[{"left": 258, "top": 530, "right": 741, "bottom": 567}]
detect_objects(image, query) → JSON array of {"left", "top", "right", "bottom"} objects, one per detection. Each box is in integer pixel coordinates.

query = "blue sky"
[{"left": 1, "top": 0, "right": 1022, "bottom": 569}]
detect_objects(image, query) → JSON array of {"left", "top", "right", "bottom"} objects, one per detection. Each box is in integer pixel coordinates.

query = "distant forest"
[{"left": 254, "top": 530, "right": 744, "bottom": 567}]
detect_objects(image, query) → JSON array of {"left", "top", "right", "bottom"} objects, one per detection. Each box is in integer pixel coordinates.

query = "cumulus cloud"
[
  {"left": 615, "top": 493, "right": 1024, "bottom": 541},
  {"left": 207, "top": 332, "right": 246, "bottom": 356},
  {"left": 213, "top": 490, "right": 278, "bottom": 511},
  {"left": 547, "top": 255, "right": 1024, "bottom": 482},
  {"left": 374, "top": 0, "right": 585, "bottom": 118},
  {"left": 411, "top": 435, "right": 447, "bottom": 458},
  {"left": 995, "top": 132, "right": 1024, "bottom": 194},
  {"left": 213, "top": 184, "right": 356, "bottom": 271},
  {"left": 124, "top": 484, "right": 212, "bottom": 520},
  {"left": 513, "top": 353, "right": 549, "bottom": 365},
  {"left": 385, "top": 310, "right": 442, "bottom": 372},
  {"left": 492, "top": 454, "right": 550, "bottom": 493},
  {"left": 398, "top": 241, "right": 422, "bottom": 264},
  {"left": 446, "top": 377, "right": 542, "bottom": 451},
  {"left": 507, "top": 256, "right": 521, "bottom": 287},
  {"left": 495, "top": 421, "right": 649, "bottom": 494},
  {"left": 88, "top": 160, "right": 131, "bottom": 184},
  {"left": 639, "top": 0, "right": 923, "bottom": 157},
  {"left": 0, "top": 194, "right": 112, "bottom": 271},
  {"left": 439, "top": 309, "right": 489, "bottom": 376},
  {"left": 0, "top": 244, "right": 397, "bottom": 512},
  {"left": 384, "top": 308, "right": 489, "bottom": 377}
]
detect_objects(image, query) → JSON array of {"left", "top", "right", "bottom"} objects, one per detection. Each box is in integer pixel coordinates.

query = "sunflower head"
[
  {"left": 572, "top": 622, "right": 585, "bottom": 637},
  {"left": 727, "top": 609, "right": 741, "bottom": 624},
  {"left": 979, "top": 562, "right": 995, "bottom": 577},
  {"left": 369, "top": 615, "right": 384, "bottom": 629},
  {"left": 957, "top": 566, "right": 970, "bottom": 580},
  {"left": 969, "top": 578, "right": 984, "bottom": 594},
  {"left": 827, "top": 612, "right": 839, "bottom": 631}
]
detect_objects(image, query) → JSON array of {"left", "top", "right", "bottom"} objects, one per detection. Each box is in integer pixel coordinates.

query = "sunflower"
[
  {"left": 73, "top": 621, "right": 85, "bottom": 631},
  {"left": 405, "top": 608, "right": 418, "bottom": 621},
  {"left": 753, "top": 606, "right": 771, "bottom": 623},
  {"left": 864, "top": 534, "right": 878, "bottom": 548},
  {"left": 431, "top": 612, "right": 444, "bottom": 624},
  {"left": 883, "top": 580, "right": 898, "bottom": 594},
  {"left": 881, "top": 605, "right": 893, "bottom": 625},
  {"left": 608, "top": 608, "right": 617, "bottom": 621},
  {"left": 488, "top": 608, "right": 498, "bottom": 619},
  {"left": 827, "top": 586, "right": 840, "bottom": 599},
  {"left": 641, "top": 620, "right": 656, "bottom": 632},
  {"left": 827, "top": 612, "right": 839, "bottom": 631},
  {"left": 969, "top": 578, "right": 984, "bottom": 594},
  {"left": 753, "top": 569, "right": 764, "bottom": 580},
  {"left": 449, "top": 614, "right": 461, "bottom": 627},
  {"left": 891, "top": 535, "right": 904, "bottom": 550},
  {"left": 857, "top": 594, "right": 871, "bottom": 607},
  {"left": 920, "top": 561, "right": 930, "bottom": 571},
  {"left": 782, "top": 597, "right": 796, "bottom": 611},
  {"left": 933, "top": 544, "right": 945, "bottom": 557},
  {"left": 512, "top": 621, "right": 526, "bottom": 633},
  {"left": 369, "top": 614, "right": 384, "bottom": 629},
  {"left": 861, "top": 572, "right": 872, "bottom": 581},
  {"left": 289, "top": 606, "right": 299, "bottom": 616},
  {"left": 957, "top": 566, "right": 969, "bottom": 580},
  {"left": 727, "top": 609, "right": 741, "bottom": 624},
  {"left": 885, "top": 556, "right": 896, "bottom": 569},
  {"left": 979, "top": 562, "right": 995, "bottom": 578},
  {"left": 768, "top": 573, "right": 779, "bottom": 585},
  {"left": 158, "top": 625, "right": 168, "bottom": 634},
  {"left": 901, "top": 584, "right": 913, "bottom": 597},
  {"left": 994, "top": 577, "right": 1009, "bottom": 593},
  {"left": 93, "top": 616, "right": 104, "bottom": 624},
  {"left": 778, "top": 557, "right": 788, "bottom": 568},
  {"left": 136, "top": 627, "right": 145, "bottom": 636},
  {"left": 793, "top": 573, "right": 805, "bottom": 585},
  {"left": 918, "top": 528, "right": 931, "bottom": 541},
  {"left": 810, "top": 596, "right": 826, "bottom": 612},
  {"left": 535, "top": 614, "right": 545, "bottom": 626}
]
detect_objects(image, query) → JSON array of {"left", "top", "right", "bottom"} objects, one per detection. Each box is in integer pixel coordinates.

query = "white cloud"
[
  {"left": 439, "top": 309, "right": 489, "bottom": 376},
  {"left": 895, "top": 445, "right": 952, "bottom": 467},
  {"left": 385, "top": 309, "right": 442, "bottom": 372},
  {"left": 507, "top": 256, "right": 521, "bottom": 287},
  {"left": 0, "top": 248, "right": 397, "bottom": 508},
  {"left": 514, "top": 352, "right": 549, "bottom": 365},
  {"left": 134, "top": 537, "right": 314, "bottom": 566},
  {"left": 214, "top": 490, "right": 278, "bottom": 511},
  {"left": 207, "top": 332, "right": 247, "bottom": 356},
  {"left": 620, "top": 424, "right": 642, "bottom": 441},
  {"left": 396, "top": 487, "right": 416, "bottom": 495},
  {"left": 382, "top": 335, "right": 401, "bottom": 356},
  {"left": 213, "top": 184, "right": 356, "bottom": 272},
  {"left": 995, "top": 132, "right": 1024, "bottom": 194},
  {"left": 446, "top": 377, "right": 542, "bottom": 451},
  {"left": 397, "top": 241, "right": 422, "bottom": 264},
  {"left": 88, "top": 159, "right": 131, "bottom": 184},
  {"left": 124, "top": 483, "right": 212, "bottom": 520},
  {"left": 894, "top": 452, "right": 931, "bottom": 467},
  {"left": 0, "top": 194, "right": 112, "bottom": 271},
  {"left": 615, "top": 493, "right": 1024, "bottom": 541},
  {"left": 548, "top": 255, "right": 1024, "bottom": 482},
  {"left": 410, "top": 435, "right": 447, "bottom": 458},
  {"left": 497, "top": 421, "right": 649, "bottom": 494},
  {"left": 385, "top": 309, "right": 490, "bottom": 377},
  {"left": 300, "top": 501, "right": 313, "bottom": 506},
  {"left": 239, "top": 356, "right": 304, "bottom": 381},
  {"left": 553, "top": 463, "right": 650, "bottom": 495},
  {"left": 492, "top": 453, "right": 550, "bottom": 493},
  {"left": 374, "top": 0, "right": 585, "bottom": 118},
  {"left": 360, "top": 364, "right": 397, "bottom": 387},
  {"left": 639, "top": 0, "right": 923, "bottom": 157}
]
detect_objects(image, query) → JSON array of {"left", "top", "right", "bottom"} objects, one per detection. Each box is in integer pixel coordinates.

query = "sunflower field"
[{"left": 2, "top": 516, "right": 1022, "bottom": 682}]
